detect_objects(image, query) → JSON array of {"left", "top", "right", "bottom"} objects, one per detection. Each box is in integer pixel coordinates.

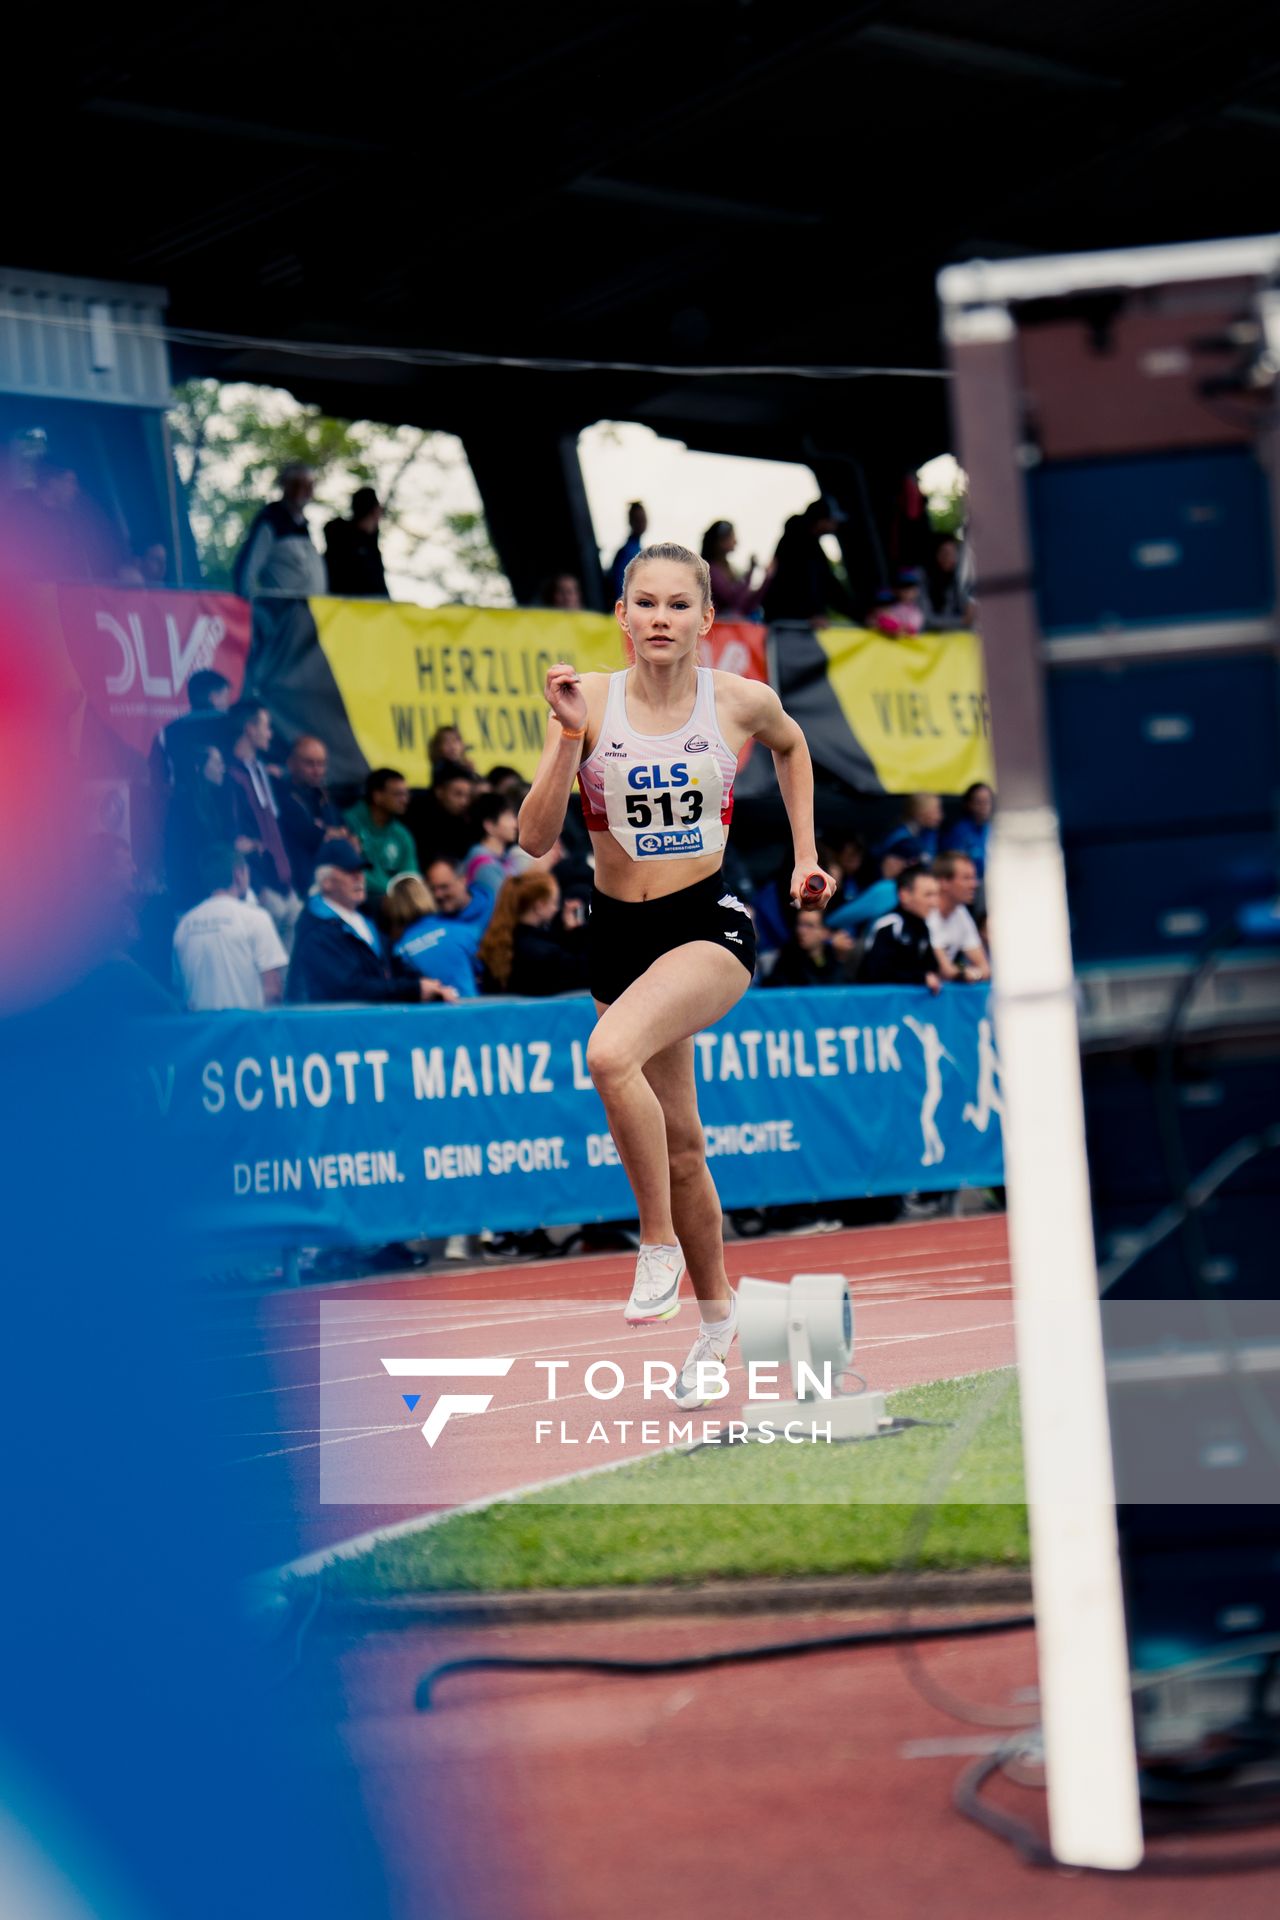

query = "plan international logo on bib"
[{"left": 636, "top": 828, "right": 704, "bottom": 855}]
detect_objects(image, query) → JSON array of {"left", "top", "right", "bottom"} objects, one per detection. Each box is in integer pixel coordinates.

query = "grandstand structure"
[{"left": 7, "top": 3, "right": 1280, "bottom": 601}]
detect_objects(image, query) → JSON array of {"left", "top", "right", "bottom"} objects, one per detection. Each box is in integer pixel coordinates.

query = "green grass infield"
[{"left": 315, "top": 1370, "right": 1028, "bottom": 1598}]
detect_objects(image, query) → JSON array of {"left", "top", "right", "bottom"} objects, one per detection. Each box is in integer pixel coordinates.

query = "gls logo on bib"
[{"left": 628, "top": 762, "right": 690, "bottom": 790}]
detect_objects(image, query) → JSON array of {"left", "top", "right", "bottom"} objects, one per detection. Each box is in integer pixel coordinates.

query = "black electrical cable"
[{"left": 413, "top": 1611, "right": 1033, "bottom": 1711}]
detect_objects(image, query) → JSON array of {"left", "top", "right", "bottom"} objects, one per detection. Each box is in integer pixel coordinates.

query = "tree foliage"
[{"left": 168, "top": 380, "right": 511, "bottom": 603}]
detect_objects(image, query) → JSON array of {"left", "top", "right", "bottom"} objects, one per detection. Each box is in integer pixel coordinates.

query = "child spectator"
[
  {"left": 478, "top": 872, "right": 589, "bottom": 996},
  {"left": 463, "top": 791, "right": 525, "bottom": 899},
  {"left": 857, "top": 864, "right": 942, "bottom": 992},
  {"left": 870, "top": 567, "right": 927, "bottom": 636}
]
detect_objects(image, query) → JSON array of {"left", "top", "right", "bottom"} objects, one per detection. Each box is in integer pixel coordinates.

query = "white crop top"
[{"left": 577, "top": 667, "right": 738, "bottom": 862}]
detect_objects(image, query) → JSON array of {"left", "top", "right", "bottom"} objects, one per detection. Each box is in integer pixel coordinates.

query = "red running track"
[{"left": 208, "top": 1215, "right": 1013, "bottom": 1573}]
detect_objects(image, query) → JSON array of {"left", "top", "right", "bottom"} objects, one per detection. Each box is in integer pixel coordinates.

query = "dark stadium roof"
[{"left": 12, "top": 3, "right": 1280, "bottom": 590}]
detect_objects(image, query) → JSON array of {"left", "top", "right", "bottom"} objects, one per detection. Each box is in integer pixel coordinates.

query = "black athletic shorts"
[{"left": 587, "top": 869, "right": 757, "bottom": 1004}]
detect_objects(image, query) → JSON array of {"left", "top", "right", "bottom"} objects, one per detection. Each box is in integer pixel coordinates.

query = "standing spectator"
[
  {"left": 897, "top": 793, "right": 943, "bottom": 861},
  {"left": 233, "top": 464, "right": 326, "bottom": 600},
  {"left": 539, "top": 572, "right": 584, "bottom": 611},
  {"left": 172, "top": 847, "right": 287, "bottom": 1011},
  {"left": 857, "top": 865, "right": 942, "bottom": 991},
  {"left": 463, "top": 791, "right": 525, "bottom": 899},
  {"left": 609, "top": 501, "right": 648, "bottom": 601},
  {"left": 152, "top": 669, "right": 233, "bottom": 788},
  {"left": 485, "top": 763, "right": 525, "bottom": 800},
  {"left": 344, "top": 767, "right": 419, "bottom": 909},
  {"left": 118, "top": 542, "right": 170, "bottom": 587},
  {"left": 224, "top": 700, "right": 301, "bottom": 944},
  {"left": 928, "top": 853, "right": 990, "bottom": 981},
  {"left": 287, "top": 843, "right": 454, "bottom": 1004},
  {"left": 478, "top": 872, "right": 589, "bottom": 996},
  {"left": 767, "top": 906, "right": 857, "bottom": 988},
  {"left": 0, "top": 463, "right": 119, "bottom": 583},
  {"left": 408, "top": 758, "right": 478, "bottom": 867},
  {"left": 700, "top": 520, "right": 771, "bottom": 619},
  {"left": 870, "top": 567, "right": 928, "bottom": 636},
  {"left": 924, "top": 534, "right": 977, "bottom": 630},
  {"left": 826, "top": 837, "right": 925, "bottom": 934},
  {"left": 941, "top": 781, "right": 994, "bottom": 880},
  {"left": 427, "top": 725, "right": 478, "bottom": 777},
  {"left": 384, "top": 870, "right": 484, "bottom": 999},
  {"left": 762, "top": 495, "right": 857, "bottom": 626},
  {"left": 275, "top": 735, "right": 351, "bottom": 888},
  {"left": 323, "top": 487, "right": 388, "bottom": 598},
  {"left": 163, "top": 742, "right": 240, "bottom": 909}
]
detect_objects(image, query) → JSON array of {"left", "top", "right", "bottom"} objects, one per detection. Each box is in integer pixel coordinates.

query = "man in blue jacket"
[{"left": 286, "top": 842, "right": 457, "bottom": 1005}]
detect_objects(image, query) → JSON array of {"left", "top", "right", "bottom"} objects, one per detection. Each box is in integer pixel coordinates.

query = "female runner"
[{"left": 519, "top": 542, "right": 834, "bottom": 1406}]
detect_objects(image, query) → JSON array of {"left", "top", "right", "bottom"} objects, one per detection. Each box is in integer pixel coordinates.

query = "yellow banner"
[
  {"left": 310, "top": 600, "right": 623, "bottom": 783},
  {"left": 815, "top": 627, "right": 995, "bottom": 793}
]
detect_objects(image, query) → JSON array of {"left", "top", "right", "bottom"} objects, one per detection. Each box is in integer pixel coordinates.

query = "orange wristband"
[{"left": 558, "top": 724, "right": 587, "bottom": 740}]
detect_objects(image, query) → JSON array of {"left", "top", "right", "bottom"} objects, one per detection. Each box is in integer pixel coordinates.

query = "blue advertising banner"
[{"left": 142, "top": 986, "right": 1004, "bottom": 1246}]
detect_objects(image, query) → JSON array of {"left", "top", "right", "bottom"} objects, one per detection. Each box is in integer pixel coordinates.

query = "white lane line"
[{"left": 222, "top": 1424, "right": 406, "bottom": 1466}]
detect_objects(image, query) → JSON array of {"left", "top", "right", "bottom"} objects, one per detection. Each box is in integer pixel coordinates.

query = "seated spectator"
[
  {"left": 924, "top": 534, "right": 976, "bottom": 630},
  {"left": 870, "top": 568, "right": 927, "bottom": 636},
  {"left": 928, "top": 853, "right": 990, "bottom": 982},
  {"left": 0, "top": 463, "right": 119, "bottom": 583},
  {"left": 428, "top": 724, "right": 478, "bottom": 778},
  {"left": 408, "top": 757, "right": 479, "bottom": 867},
  {"left": 233, "top": 464, "right": 326, "bottom": 600},
  {"left": 762, "top": 496, "right": 856, "bottom": 627},
  {"left": 345, "top": 767, "right": 419, "bottom": 909},
  {"left": 152, "top": 669, "right": 233, "bottom": 789},
  {"left": 323, "top": 487, "right": 388, "bottom": 598},
  {"left": 857, "top": 864, "right": 942, "bottom": 992},
  {"left": 941, "top": 781, "right": 994, "bottom": 880},
  {"left": 164, "top": 741, "right": 240, "bottom": 909},
  {"left": 287, "top": 843, "right": 454, "bottom": 1004},
  {"left": 275, "top": 734, "right": 351, "bottom": 889},
  {"left": 485, "top": 763, "right": 525, "bottom": 800},
  {"left": 893, "top": 793, "right": 942, "bottom": 862},
  {"left": 117, "top": 542, "right": 169, "bottom": 587},
  {"left": 478, "top": 872, "right": 589, "bottom": 996},
  {"left": 383, "top": 869, "right": 484, "bottom": 999},
  {"left": 538, "top": 572, "right": 584, "bottom": 611},
  {"left": 172, "top": 846, "right": 287, "bottom": 1011},
  {"left": 609, "top": 501, "right": 647, "bottom": 601},
  {"left": 463, "top": 791, "right": 525, "bottom": 898},
  {"left": 701, "top": 520, "right": 771, "bottom": 619},
  {"left": 827, "top": 838, "right": 925, "bottom": 933},
  {"left": 767, "top": 906, "right": 857, "bottom": 988},
  {"left": 224, "top": 700, "right": 302, "bottom": 945}
]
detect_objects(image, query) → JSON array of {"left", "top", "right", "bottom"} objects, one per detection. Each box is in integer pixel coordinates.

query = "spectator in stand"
[
  {"left": 870, "top": 567, "right": 927, "bottom": 636},
  {"left": 152, "top": 668, "right": 233, "bottom": 788},
  {"left": 344, "top": 766, "right": 419, "bottom": 910},
  {"left": 609, "top": 501, "right": 647, "bottom": 601},
  {"left": 383, "top": 866, "right": 488, "bottom": 999},
  {"left": 857, "top": 864, "right": 942, "bottom": 992},
  {"left": 928, "top": 852, "right": 990, "bottom": 982},
  {"left": 275, "top": 734, "right": 352, "bottom": 889},
  {"left": 826, "top": 836, "right": 926, "bottom": 934},
  {"left": 924, "top": 534, "right": 976, "bottom": 630},
  {"left": 424, "top": 855, "right": 494, "bottom": 940},
  {"left": 408, "top": 757, "right": 478, "bottom": 867},
  {"left": 233, "top": 464, "right": 326, "bottom": 600},
  {"left": 163, "top": 741, "right": 241, "bottom": 909},
  {"left": 539, "top": 572, "right": 584, "bottom": 611},
  {"left": 172, "top": 845, "right": 287, "bottom": 1011},
  {"left": 428, "top": 724, "right": 478, "bottom": 777},
  {"left": 478, "top": 871, "right": 589, "bottom": 996},
  {"left": 893, "top": 793, "right": 943, "bottom": 862},
  {"left": 701, "top": 520, "right": 771, "bottom": 620},
  {"left": 117, "top": 542, "right": 169, "bottom": 587},
  {"left": 0, "top": 463, "right": 119, "bottom": 583},
  {"left": 287, "top": 842, "right": 455, "bottom": 1005},
  {"left": 485, "top": 763, "right": 525, "bottom": 800},
  {"left": 224, "top": 700, "right": 301, "bottom": 945},
  {"left": 463, "top": 790, "right": 525, "bottom": 899},
  {"left": 762, "top": 495, "right": 857, "bottom": 627},
  {"left": 941, "top": 781, "right": 994, "bottom": 880},
  {"left": 323, "top": 487, "right": 388, "bottom": 598},
  {"left": 767, "top": 905, "right": 857, "bottom": 988}
]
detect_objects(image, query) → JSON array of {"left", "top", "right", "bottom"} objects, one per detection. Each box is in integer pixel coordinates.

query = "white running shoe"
[
  {"left": 673, "top": 1294, "right": 739, "bottom": 1409},
  {"left": 624, "top": 1243, "right": 686, "bottom": 1325}
]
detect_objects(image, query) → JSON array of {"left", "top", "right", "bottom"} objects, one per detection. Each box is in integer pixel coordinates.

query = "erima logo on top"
[{"left": 628, "top": 762, "right": 691, "bottom": 789}]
